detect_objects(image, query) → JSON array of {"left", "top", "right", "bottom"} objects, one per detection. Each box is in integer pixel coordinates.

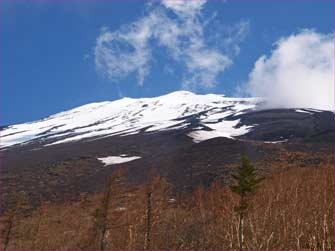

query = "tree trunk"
[
  {"left": 144, "top": 191, "right": 152, "bottom": 250},
  {"left": 32, "top": 208, "right": 43, "bottom": 249},
  {"left": 100, "top": 224, "right": 108, "bottom": 251},
  {"left": 239, "top": 211, "right": 244, "bottom": 251},
  {"left": 239, "top": 194, "right": 245, "bottom": 251},
  {"left": 3, "top": 211, "right": 15, "bottom": 251},
  {"left": 99, "top": 178, "right": 113, "bottom": 251}
]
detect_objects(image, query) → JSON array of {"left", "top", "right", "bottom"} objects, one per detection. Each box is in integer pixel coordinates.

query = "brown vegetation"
[{"left": 1, "top": 165, "right": 333, "bottom": 250}]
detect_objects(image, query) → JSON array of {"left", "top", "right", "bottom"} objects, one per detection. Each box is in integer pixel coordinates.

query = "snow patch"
[
  {"left": 295, "top": 109, "right": 313, "bottom": 114},
  {"left": 264, "top": 139, "right": 288, "bottom": 144},
  {"left": 188, "top": 119, "right": 253, "bottom": 143},
  {"left": 304, "top": 108, "right": 323, "bottom": 113},
  {"left": 98, "top": 155, "right": 142, "bottom": 166}
]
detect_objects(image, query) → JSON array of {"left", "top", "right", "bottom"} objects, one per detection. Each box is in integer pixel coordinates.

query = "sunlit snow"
[
  {"left": 1, "top": 91, "right": 261, "bottom": 148},
  {"left": 188, "top": 119, "right": 253, "bottom": 143},
  {"left": 98, "top": 155, "right": 142, "bottom": 165},
  {"left": 295, "top": 109, "right": 313, "bottom": 114}
]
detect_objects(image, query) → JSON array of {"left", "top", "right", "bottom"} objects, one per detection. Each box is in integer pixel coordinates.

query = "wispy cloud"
[
  {"left": 161, "top": 0, "right": 207, "bottom": 16},
  {"left": 243, "top": 29, "right": 334, "bottom": 110},
  {"left": 94, "top": 0, "right": 249, "bottom": 89},
  {"left": 95, "top": 22, "right": 152, "bottom": 86}
]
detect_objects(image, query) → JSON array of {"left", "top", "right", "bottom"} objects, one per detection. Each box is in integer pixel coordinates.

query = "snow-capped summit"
[
  {"left": 1, "top": 91, "right": 261, "bottom": 148},
  {"left": 2, "top": 91, "right": 332, "bottom": 150}
]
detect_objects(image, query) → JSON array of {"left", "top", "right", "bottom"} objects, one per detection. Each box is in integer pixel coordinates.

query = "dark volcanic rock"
[{"left": 236, "top": 109, "right": 334, "bottom": 142}]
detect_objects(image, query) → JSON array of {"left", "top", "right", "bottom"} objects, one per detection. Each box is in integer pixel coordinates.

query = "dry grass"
[{"left": 1, "top": 165, "right": 333, "bottom": 250}]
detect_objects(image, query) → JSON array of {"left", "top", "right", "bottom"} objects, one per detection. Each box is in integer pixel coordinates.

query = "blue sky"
[{"left": 2, "top": 0, "right": 334, "bottom": 125}]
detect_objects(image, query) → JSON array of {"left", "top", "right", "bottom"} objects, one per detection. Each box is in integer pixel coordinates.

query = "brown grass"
[{"left": 1, "top": 165, "right": 333, "bottom": 250}]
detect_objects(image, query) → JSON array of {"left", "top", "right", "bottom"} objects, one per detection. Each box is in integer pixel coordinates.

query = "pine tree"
[{"left": 230, "top": 155, "right": 264, "bottom": 251}]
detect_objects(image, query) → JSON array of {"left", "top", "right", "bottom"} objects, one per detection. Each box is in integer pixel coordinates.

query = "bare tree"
[
  {"left": 2, "top": 209, "right": 15, "bottom": 251},
  {"left": 86, "top": 169, "right": 127, "bottom": 250},
  {"left": 144, "top": 190, "right": 152, "bottom": 250},
  {"left": 1, "top": 193, "right": 29, "bottom": 251}
]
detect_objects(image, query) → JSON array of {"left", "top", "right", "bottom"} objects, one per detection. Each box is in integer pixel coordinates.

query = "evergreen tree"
[{"left": 230, "top": 155, "right": 264, "bottom": 251}]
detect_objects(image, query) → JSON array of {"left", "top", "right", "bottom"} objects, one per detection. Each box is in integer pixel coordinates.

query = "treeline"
[{"left": 1, "top": 164, "right": 333, "bottom": 250}]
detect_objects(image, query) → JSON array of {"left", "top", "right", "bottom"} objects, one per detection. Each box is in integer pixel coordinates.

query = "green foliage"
[{"left": 230, "top": 155, "right": 264, "bottom": 210}]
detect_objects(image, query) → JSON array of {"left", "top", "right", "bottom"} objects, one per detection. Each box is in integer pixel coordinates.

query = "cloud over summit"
[
  {"left": 94, "top": 2, "right": 333, "bottom": 111},
  {"left": 244, "top": 29, "right": 334, "bottom": 111}
]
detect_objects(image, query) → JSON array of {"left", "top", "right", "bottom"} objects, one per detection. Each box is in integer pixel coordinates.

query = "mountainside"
[{"left": 1, "top": 91, "right": 334, "bottom": 211}]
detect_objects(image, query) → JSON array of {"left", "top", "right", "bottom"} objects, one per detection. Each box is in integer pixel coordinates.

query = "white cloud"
[
  {"left": 220, "top": 20, "right": 250, "bottom": 56},
  {"left": 161, "top": 0, "right": 206, "bottom": 16},
  {"left": 244, "top": 29, "right": 334, "bottom": 111},
  {"left": 94, "top": 0, "right": 249, "bottom": 89},
  {"left": 95, "top": 19, "right": 153, "bottom": 86}
]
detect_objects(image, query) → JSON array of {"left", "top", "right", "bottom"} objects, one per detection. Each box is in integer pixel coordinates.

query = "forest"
[{"left": 1, "top": 162, "right": 333, "bottom": 250}]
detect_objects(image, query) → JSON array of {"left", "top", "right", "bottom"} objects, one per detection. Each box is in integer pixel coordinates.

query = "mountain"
[
  {"left": 2, "top": 91, "right": 332, "bottom": 148},
  {"left": 1, "top": 91, "right": 334, "bottom": 210},
  {"left": 1, "top": 91, "right": 259, "bottom": 148}
]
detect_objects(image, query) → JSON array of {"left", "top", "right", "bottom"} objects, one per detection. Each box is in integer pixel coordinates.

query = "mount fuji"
[
  {"left": 1, "top": 91, "right": 333, "bottom": 210},
  {"left": 1, "top": 91, "right": 332, "bottom": 149}
]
